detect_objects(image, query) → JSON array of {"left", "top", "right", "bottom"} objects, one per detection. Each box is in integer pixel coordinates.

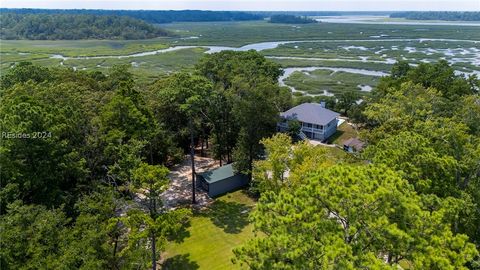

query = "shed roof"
[
  {"left": 343, "top": 138, "right": 365, "bottom": 150},
  {"left": 198, "top": 163, "right": 236, "bottom": 184},
  {"left": 280, "top": 103, "right": 340, "bottom": 126}
]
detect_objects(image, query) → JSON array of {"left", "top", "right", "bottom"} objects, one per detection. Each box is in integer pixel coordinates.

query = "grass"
[
  {"left": 0, "top": 39, "right": 172, "bottom": 57},
  {"left": 329, "top": 122, "right": 359, "bottom": 145},
  {"left": 1, "top": 47, "right": 207, "bottom": 82},
  {"left": 284, "top": 69, "right": 380, "bottom": 96},
  {"left": 1, "top": 20, "right": 478, "bottom": 81},
  {"left": 270, "top": 58, "right": 394, "bottom": 72},
  {"left": 264, "top": 39, "right": 479, "bottom": 73},
  {"left": 162, "top": 190, "right": 256, "bottom": 270},
  {"left": 161, "top": 21, "right": 480, "bottom": 46}
]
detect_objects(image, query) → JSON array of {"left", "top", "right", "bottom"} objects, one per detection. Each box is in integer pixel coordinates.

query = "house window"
[{"left": 305, "top": 123, "right": 312, "bottom": 128}]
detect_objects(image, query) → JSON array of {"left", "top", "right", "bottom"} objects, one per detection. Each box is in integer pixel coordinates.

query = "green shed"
[{"left": 196, "top": 164, "right": 249, "bottom": 197}]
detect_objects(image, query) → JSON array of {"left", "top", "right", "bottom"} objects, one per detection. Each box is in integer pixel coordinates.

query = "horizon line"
[{"left": 1, "top": 8, "right": 478, "bottom": 12}]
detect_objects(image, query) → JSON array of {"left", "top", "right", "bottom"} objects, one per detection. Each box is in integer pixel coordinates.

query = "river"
[
  {"left": 314, "top": 16, "right": 480, "bottom": 27},
  {"left": 46, "top": 38, "right": 479, "bottom": 91},
  {"left": 49, "top": 38, "right": 480, "bottom": 61}
]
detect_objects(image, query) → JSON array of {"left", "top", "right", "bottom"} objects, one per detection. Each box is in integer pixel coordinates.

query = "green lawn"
[
  {"left": 162, "top": 190, "right": 257, "bottom": 270},
  {"left": 329, "top": 122, "right": 359, "bottom": 145}
]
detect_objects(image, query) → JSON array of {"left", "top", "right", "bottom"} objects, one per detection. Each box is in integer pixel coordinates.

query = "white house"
[{"left": 278, "top": 103, "right": 340, "bottom": 141}]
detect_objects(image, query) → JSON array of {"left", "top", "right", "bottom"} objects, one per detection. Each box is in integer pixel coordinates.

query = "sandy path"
[{"left": 161, "top": 156, "right": 220, "bottom": 209}]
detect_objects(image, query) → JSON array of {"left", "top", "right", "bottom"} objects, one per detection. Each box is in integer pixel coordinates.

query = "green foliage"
[
  {"left": 231, "top": 77, "right": 280, "bottom": 176},
  {"left": 123, "top": 207, "right": 191, "bottom": 269},
  {"left": 148, "top": 72, "right": 213, "bottom": 152},
  {"left": 375, "top": 60, "right": 477, "bottom": 101},
  {"left": 0, "top": 79, "right": 88, "bottom": 209},
  {"left": 58, "top": 189, "right": 128, "bottom": 269},
  {"left": 0, "top": 61, "right": 52, "bottom": 88},
  {"left": 196, "top": 50, "right": 283, "bottom": 88},
  {"left": 196, "top": 50, "right": 287, "bottom": 170},
  {"left": 286, "top": 119, "right": 301, "bottom": 139},
  {"left": 252, "top": 134, "right": 332, "bottom": 194},
  {"left": 363, "top": 131, "right": 458, "bottom": 196},
  {"left": 362, "top": 61, "right": 480, "bottom": 247},
  {"left": 0, "top": 201, "right": 68, "bottom": 270},
  {"left": 335, "top": 90, "right": 360, "bottom": 116},
  {"left": 0, "top": 9, "right": 263, "bottom": 24},
  {"left": 0, "top": 13, "right": 169, "bottom": 40},
  {"left": 235, "top": 165, "right": 479, "bottom": 269},
  {"left": 0, "top": 63, "right": 194, "bottom": 268}
]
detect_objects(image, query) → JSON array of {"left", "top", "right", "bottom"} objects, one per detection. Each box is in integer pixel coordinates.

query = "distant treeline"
[
  {"left": 256, "top": 11, "right": 392, "bottom": 16},
  {"left": 0, "top": 13, "right": 169, "bottom": 40},
  {"left": 269, "top": 14, "right": 317, "bottom": 24},
  {"left": 390, "top": 11, "right": 480, "bottom": 21},
  {"left": 0, "top": 9, "right": 264, "bottom": 23}
]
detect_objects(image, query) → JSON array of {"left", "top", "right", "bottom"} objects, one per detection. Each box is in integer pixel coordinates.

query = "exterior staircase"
[{"left": 298, "top": 131, "right": 308, "bottom": 140}]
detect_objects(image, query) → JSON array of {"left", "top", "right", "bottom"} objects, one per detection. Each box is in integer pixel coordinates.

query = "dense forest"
[
  {"left": 0, "top": 9, "right": 264, "bottom": 24},
  {"left": 1, "top": 55, "right": 479, "bottom": 268},
  {"left": 269, "top": 14, "right": 317, "bottom": 24},
  {"left": 391, "top": 11, "right": 480, "bottom": 21},
  {"left": 0, "top": 13, "right": 169, "bottom": 40},
  {"left": 0, "top": 52, "right": 291, "bottom": 269},
  {"left": 234, "top": 60, "right": 480, "bottom": 269}
]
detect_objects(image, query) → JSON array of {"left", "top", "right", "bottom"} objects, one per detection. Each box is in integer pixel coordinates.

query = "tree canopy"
[
  {"left": 0, "top": 8, "right": 264, "bottom": 24},
  {"left": 0, "top": 13, "right": 169, "bottom": 40},
  {"left": 235, "top": 61, "right": 480, "bottom": 269},
  {"left": 390, "top": 11, "right": 480, "bottom": 21},
  {"left": 0, "top": 52, "right": 291, "bottom": 268},
  {"left": 269, "top": 14, "right": 317, "bottom": 24},
  {"left": 1, "top": 52, "right": 479, "bottom": 269},
  {"left": 235, "top": 164, "right": 478, "bottom": 269}
]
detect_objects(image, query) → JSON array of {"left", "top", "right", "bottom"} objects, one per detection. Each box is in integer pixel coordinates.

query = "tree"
[
  {"left": 269, "top": 14, "right": 317, "bottom": 24},
  {"left": 0, "top": 13, "right": 169, "bottom": 40},
  {"left": 0, "top": 63, "right": 197, "bottom": 270},
  {"left": 252, "top": 134, "right": 331, "bottom": 194},
  {"left": 235, "top": 165, "right": 478, "bottom": 269},
  {"left": 335, "top": 90, "right": 360, "bottom": 116},
  {"left": 361, "top": 61, "right": 480, "bottom": 247},
  {"left": 0, "top": 61, "right": 52, "bottom": 89},
  {"left": 148, "top": 72, "right": 213, "bottom": 203},
  {"left": 232, "top": 78, "right": 279, "bottom": 180},
  {"left": 363, "top": 131, "right": 458, "bottom": 196},
  {"left": 196, "top": 50, "right": 285, "bottom": 166},
  {"left": 362, "top": 81, "right": 443, "bottom": 142},
  {"left": 0, "top": 201, "right": 68, "bottom": 269},
  {"left": 390, "top": 61, "right": 411, "bottom": 79},
  {"left": 286, "top": 119, "right": 301, "bottom": 140},
  {"left": 0, "top": 81, "right": 88, "bottom": 210},
  {"left": 58, "top": 188, "right": 129, "bottom": 269},
  {"left": 130, "top": 163, "right": 191, "bottom": 270}
]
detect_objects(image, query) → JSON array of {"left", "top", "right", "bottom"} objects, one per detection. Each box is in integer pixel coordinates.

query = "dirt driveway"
[{"left": 161, "top": 156, "right": 220, "bottom": 209}]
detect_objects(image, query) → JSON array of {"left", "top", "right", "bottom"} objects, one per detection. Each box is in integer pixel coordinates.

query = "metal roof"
[
  {"left": 198, "top": 163, "right": 236, "bottom": 184},
  {"left": 280, "top": 103, "right": 340, "bottom": 126},
  {"left": 343, "top": 138, "right": 366, "bottom": 150}
]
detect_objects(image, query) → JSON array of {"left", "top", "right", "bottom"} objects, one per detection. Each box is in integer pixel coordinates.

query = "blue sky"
[{"left": 1, "top": 0, "right": 479, "bottom": 11}]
